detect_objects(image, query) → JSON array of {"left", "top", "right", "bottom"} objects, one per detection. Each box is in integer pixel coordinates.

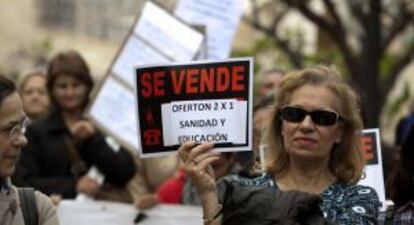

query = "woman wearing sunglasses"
[{"left": 178, "top": 65, "right": 380, "bottom": 225}]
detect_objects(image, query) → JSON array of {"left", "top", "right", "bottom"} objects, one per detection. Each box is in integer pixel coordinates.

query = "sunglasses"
[{"left": 280, "top": 106, "right": 342, "bottom": 126}]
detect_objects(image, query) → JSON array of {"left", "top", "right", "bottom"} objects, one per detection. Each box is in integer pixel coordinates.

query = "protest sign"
[
  {"left": 86, "top": 1, "right": 205, "bottom": 152},
  {"left": 358, "top": 128, "right": 386, "bottom": 210},
  {"left": 135, "top": 58, "right": 253, "bottom": 157},
  {"left": 175, "top": 0, "right": 246, "bottom": 59}
]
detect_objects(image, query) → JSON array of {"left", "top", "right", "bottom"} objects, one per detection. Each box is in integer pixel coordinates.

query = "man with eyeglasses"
[{"left": 0, "top": 74, "right": 59, "bottom": 225}]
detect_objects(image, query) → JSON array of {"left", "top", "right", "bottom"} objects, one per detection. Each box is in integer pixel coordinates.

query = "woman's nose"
[{"left": 299, "top": 115, "right": 315, "bottom": 131}]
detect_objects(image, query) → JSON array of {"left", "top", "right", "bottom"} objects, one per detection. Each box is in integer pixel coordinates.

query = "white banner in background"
[
  {"left": 175, "top": 0, "right": 246, "bottom": 59},
  {"left": 87, "top": 1, "right": 205, "bottom": 152},
  {"left": 89, "top": 77, "right": 138, "bottom": 150},
  {"left": 136, "top": 1, "right": 204, "bottom": 61},
  {"left": 112, "top": 37, "right": 170, "bottom": 85}
]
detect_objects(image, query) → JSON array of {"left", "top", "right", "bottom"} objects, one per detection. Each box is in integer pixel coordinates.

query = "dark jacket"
[
  {"left": 13, "top": 109, "right": 136, "bottom": 198},
  {"left": 221, "top": 177, "right": 335, "bottom": 225}
]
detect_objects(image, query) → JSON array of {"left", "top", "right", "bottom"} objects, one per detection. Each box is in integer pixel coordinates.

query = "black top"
[{"left": 12, "top": 109, "right": 136, "bottom": 198}]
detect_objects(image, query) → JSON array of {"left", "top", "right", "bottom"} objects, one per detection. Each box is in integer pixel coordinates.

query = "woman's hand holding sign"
[
  {"left": 178, "top": 142, "right": 223, "bottom": 225},
  {"left": 178, "top": 141, "right": 219, "bottom": 195}
]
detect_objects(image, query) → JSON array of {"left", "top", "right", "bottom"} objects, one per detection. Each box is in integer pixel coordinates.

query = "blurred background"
[{"left": 1, "top": 0, "right": 414, "bottom": 144}]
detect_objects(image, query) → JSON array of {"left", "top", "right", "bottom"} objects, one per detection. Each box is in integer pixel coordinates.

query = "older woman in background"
[{"left": 19, "top": 69, "right": 50, "bottom": 120}]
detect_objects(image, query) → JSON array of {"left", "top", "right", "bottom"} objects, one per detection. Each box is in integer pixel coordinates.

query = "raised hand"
[
  {"left": 70, "top": 120, "right": 95, "bottom": 141},
  {"left": 177, "top": 142, "right": 220, "bottom": 195}
]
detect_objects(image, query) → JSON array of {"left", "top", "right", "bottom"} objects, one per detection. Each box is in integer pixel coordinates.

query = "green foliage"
[{"left": 379, "top": 53, "right": 396, "bottom": 82}]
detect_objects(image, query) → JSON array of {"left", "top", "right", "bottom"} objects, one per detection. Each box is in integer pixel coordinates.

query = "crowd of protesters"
[{"left": 0, "top": 49, "right": 413, "bottom": 225}]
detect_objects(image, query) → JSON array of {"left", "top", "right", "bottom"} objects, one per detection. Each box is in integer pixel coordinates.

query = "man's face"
[
  {"left": 0, "top": 92, "right": 28, "bottom": 178},
  {"left": 259, "top": 72, "right": 283, "bottom": 97}
]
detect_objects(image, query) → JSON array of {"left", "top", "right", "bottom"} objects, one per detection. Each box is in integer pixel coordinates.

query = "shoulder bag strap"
[
  {"left": 63, "top": 134, "right": 88, "bottom": 177},
  {"left": 18, "top": 187, "right": 39, "bottom": 225}
]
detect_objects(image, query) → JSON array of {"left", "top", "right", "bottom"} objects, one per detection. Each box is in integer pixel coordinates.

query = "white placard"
[
  {"left": 135, "top": 1, "right": 204, "bottom": 61},
  {"left": 358, "top": 128, "right": 386, "bottom": 210},
  {"left": 175, "top": 0, "right": 246, "bottom": 59},
  {"left": 89, "top": 78, "right": 138, "bottom": 150},
  {"left": 112, "top": 37, "right": 171, "bottom": 85},
  {"left": 162, "top": 99, "right": 247, "bottom": 146},
  {"left": 87, "top": 1, "right": 205, "bottom": 153}
]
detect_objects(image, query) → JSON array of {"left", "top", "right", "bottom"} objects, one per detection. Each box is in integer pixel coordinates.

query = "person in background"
[
  {"left": 237, "top": 68, "right": 283, "bottom": 170},
  {"left": 178, "top": 65, "right": 380, "bottom": 225},
  {"left": 13, "top": 50, "right": 136, "bottom": 204},
  {"left": 394, "top": 98, "right": 414, "bottom": 146},
  {"left": 127, "top": 155, "right": 182, "bottom": 207},
  {"left": 378, "top": 128, "right": 414, "bottom": 224},
  {"left": 256, "top": 68, "right": 284, "bottom": 99},
  {"left": 236, "top": 95, "right": 274, "bottom": 176},
  {"left": 0, "top": 74, "right": 59, "bottom": 225},
  {"left": 19, "top": 69, "right": 50, "bottom": 120},
  {"left": 135, "top": 153, "right": 239, "bottom": 209},
  {"left": 380, "top": 142, "right": 399, "bottom": 199}
]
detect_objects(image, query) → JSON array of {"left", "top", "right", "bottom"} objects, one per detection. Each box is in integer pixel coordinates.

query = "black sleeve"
[
  {"left": 394, "top": 118, "right": 405, "bottom": 146},
  {"left": 12, "top": 125, "right": 77, "bottom": 198},
  {"left": 77, "top": 133, "right": 136, "bottom": 186}
]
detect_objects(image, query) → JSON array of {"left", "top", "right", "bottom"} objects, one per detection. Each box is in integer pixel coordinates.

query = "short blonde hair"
[
  {"left": 263, "top": 65, "right": 364, "bottom": 184},
  {"left": 19, "top": 69, "right": 46, "bottom": 94}
]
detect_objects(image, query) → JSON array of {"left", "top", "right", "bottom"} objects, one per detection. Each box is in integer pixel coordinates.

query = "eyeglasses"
[
  {"left": 280, "top": 106, "right": 341, "bottom": 126},
  {"left": 0, "top": 117, "right": 31, "bottom": 141}
]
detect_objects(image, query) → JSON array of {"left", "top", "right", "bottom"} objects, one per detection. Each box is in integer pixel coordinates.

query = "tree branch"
[
  {"left": 251, "top": 0, "right": 260, "bottom": 27},
  {"left": 382, "top": 3, "right": 414, "bottom": 53},
  {"left": 283, "top": 1, "right": 359, "bottom": 79},
  {"left": 243, "top": 13, "right": 304, "bottom": 68},
  {"left": 322, "top": 0, "right": 344, "bottom": 32},
  {"left": 284, "top": 0, "right": 334, "bottom": 33},
  {"left": 348, "top": 1, "right": 367, "bottom": 24},
  {"left": 382, "top": 42, "right": 414, "bottom": 99}
]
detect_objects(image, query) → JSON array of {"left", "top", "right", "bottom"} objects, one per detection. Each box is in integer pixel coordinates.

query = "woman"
[
  {"left": 13, "top": 50, "right": 136, "bottom": 202},
  {"left": 19, "top": 70, "right": 50, "bottom": 119},
  {"left": 378, "top": 127, "right": 414, "bottom": 224},
  {"left": 178, "top": 66, "right": 380, "bottom": 225}
]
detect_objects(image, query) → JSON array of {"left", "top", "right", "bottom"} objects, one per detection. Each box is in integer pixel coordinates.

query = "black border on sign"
[{"left": 134, "top": 58, "right": 254, "bottom": 157}]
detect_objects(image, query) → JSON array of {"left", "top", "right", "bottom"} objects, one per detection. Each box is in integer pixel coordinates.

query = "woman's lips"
[{"left": 294, "top": 137, "right": 318, "bottom": 146}]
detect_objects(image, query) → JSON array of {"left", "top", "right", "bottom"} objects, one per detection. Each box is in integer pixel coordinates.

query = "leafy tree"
[{"left": 244, "top": 0, "right": 414, "bottom": 128}]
